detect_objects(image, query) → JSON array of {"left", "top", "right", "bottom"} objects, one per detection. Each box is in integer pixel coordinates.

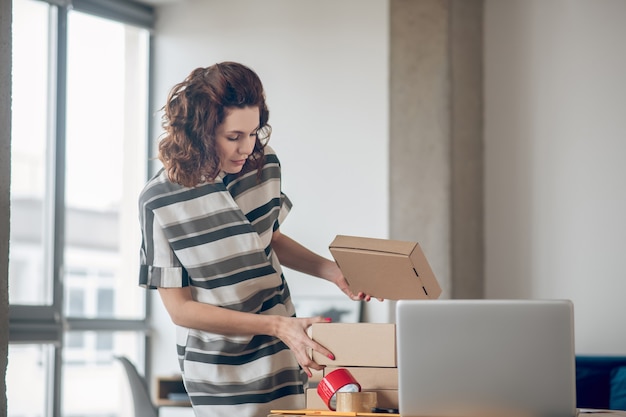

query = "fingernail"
[
  {"left": 328, "top": 354, "right": 335, "bottom": 360},
  {"left": 324, "top": 317, "right": 332, "bottom": 323}
]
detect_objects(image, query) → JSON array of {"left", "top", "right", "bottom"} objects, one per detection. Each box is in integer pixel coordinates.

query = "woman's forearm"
[
  {"left": 271, "top": 230, "right": 339, "bottom": 282},
  {"left": 271, "top": 229, "right": 373, "bottom": 302},
  {"left": 158, "top": 286, "right": 281, "bottom": 336}
]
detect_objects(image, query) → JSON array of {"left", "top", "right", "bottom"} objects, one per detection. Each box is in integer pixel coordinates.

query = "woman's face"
[{"left": 215, "top": 106, "right": 260, "bottom": 174}]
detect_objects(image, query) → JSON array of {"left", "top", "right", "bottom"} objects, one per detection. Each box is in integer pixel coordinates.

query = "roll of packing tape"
[
  {"left": 336, "top": 391, "right": 378, "bottom": 412},
  {"left": 316, "top": 368, "right": 361, "bottom": 411}
]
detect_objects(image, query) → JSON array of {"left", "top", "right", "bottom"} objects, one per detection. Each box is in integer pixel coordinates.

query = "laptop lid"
[{"left": 396, "top": 299, "right": 577, "bottom": 417}]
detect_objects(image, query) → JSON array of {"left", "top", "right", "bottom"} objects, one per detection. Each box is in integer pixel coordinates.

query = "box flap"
[{"left": 329, "top": 235, "right": 416, "bottom": 256}]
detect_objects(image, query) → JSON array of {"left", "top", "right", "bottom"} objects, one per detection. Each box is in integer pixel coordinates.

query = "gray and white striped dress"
[{"left": 138, "top": 147, "right": 307, "bottom": 417}]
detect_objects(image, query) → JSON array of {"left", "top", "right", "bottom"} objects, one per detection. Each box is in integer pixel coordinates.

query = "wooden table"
[{"left": 268, "top": 409, "right": 626, "bottom": 417}]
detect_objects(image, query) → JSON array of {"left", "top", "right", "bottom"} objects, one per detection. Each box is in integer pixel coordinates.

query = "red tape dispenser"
[{"left": 316, "top": 368, "right": 361, "bottom": 411}]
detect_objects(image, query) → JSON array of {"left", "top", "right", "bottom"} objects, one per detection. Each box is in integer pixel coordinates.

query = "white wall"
[
  {"left": 148, "top": 0, "right": 390, "bottom": 378},
  {"left": 148, "top": 0, "right": 626, "bottom": 380},
  {"left": 485, "top": 0, "right": 626, "bottom": 354}
]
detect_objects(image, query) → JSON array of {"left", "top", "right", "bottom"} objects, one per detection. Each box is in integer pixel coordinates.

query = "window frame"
[{"left": 8, "top": 1, "right": 155, "bottom": 416}]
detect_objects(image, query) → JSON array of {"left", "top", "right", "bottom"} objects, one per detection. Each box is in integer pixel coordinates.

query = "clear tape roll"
[{"left": 336, "top": 391, "right": 378, "bottom": 412}]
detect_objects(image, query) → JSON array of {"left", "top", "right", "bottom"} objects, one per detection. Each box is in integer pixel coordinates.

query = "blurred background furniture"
[
  {"left": 115, "top": 356, "right": 160, "bottom": 417},
  {"left": 576, "top": 356, "right": 626, "bottom": 411}
]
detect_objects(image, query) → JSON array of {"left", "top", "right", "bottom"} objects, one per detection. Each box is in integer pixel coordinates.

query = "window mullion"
[
  {"left": 8, "top": 305, "right": 62, "bottom": 344},
  {"left": 66, "top": 318, "right": 150, "bottom": 332},
  {"left": 51, "top": 5, "right": 68, "bottom": 417},
  {"left": 71, "top": 0, "right": 154, "bottom": 29}
]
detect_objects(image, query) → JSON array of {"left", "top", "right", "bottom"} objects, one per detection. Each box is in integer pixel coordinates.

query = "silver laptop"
[{"left": 396, "top": 299, "right": 578, "bottom": 417}]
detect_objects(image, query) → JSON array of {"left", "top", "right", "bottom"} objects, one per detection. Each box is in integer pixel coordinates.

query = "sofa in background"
[{"left": 576, "top": 356, "right": 626, "bottom": 411}]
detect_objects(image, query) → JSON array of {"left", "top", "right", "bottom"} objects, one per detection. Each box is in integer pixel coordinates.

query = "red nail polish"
[
  {"left": 324, "top": 317, "right": 332, "bottom": 323},
  {"left": 328, "top": 354, "right": 335, "bottom": 360}
]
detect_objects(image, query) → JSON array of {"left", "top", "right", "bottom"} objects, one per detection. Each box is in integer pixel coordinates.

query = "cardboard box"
[
  {"left": 306, "top": 388, "right": 327, "bottom": 410},
  {"left": 365, "top": 389, "right": 398, "bottom": 409},
  {"left": 323, "top": 366, "right": 398, "bottom": 390},
  {"left": 309, "top": 323, "right": 396, "bottom": 367},
  {"left": 308, "top": 367, "right": 324, "bottom": 387},
  {"left": 328, "top": 235, "right": 441, "bottom": 300}
]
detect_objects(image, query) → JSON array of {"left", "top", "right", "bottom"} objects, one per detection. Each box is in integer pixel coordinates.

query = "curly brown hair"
[{"left": 157, "top": 62, "right": 271, "bottom": 187}]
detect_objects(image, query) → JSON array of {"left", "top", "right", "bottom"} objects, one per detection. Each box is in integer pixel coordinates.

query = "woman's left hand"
[
  {"left": 326, "top": 262, "right": 383, "bottom": 302},
  {"left": 334, "top": 273, "right": 370, "bottom": 301}
]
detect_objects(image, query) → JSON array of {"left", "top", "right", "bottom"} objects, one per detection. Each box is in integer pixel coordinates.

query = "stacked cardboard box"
[
  {"left": 304, "top": 235, "right": 441, "bottom": 411},
  {"left": 307, "top": 323, "right": 399, "bottom": 410}
]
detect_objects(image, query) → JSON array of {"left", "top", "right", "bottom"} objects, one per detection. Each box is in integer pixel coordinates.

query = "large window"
[{"left": 9, "top": 0, "right": 153, "bottom": 416}]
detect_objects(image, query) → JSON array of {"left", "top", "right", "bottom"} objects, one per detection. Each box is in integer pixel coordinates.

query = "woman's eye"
[{"left": 227, "top": 136, "right": 239, "bottom": 141}]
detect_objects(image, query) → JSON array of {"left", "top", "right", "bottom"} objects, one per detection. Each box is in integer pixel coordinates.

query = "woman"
[{"left": 138, "top": 62, "right": 370, "bottom": 417}]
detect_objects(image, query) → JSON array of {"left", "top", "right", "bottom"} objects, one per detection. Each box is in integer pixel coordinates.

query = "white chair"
[{"left": 114, "top": 356, "right": 160, "bottom": 417}]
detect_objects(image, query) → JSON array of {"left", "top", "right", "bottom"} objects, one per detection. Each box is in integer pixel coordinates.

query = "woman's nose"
[{"left": 240, "top": 135, "right": 255, "bottom": 155}]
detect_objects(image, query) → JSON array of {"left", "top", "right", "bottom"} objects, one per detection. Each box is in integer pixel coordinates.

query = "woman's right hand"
[{"left": 273, "top": 315, "right": 335, "bottom": 377}]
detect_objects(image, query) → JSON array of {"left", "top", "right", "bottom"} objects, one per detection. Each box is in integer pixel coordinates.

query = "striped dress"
[{"left": 138, "top": 146, "right": 307, "bottom": 417}]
